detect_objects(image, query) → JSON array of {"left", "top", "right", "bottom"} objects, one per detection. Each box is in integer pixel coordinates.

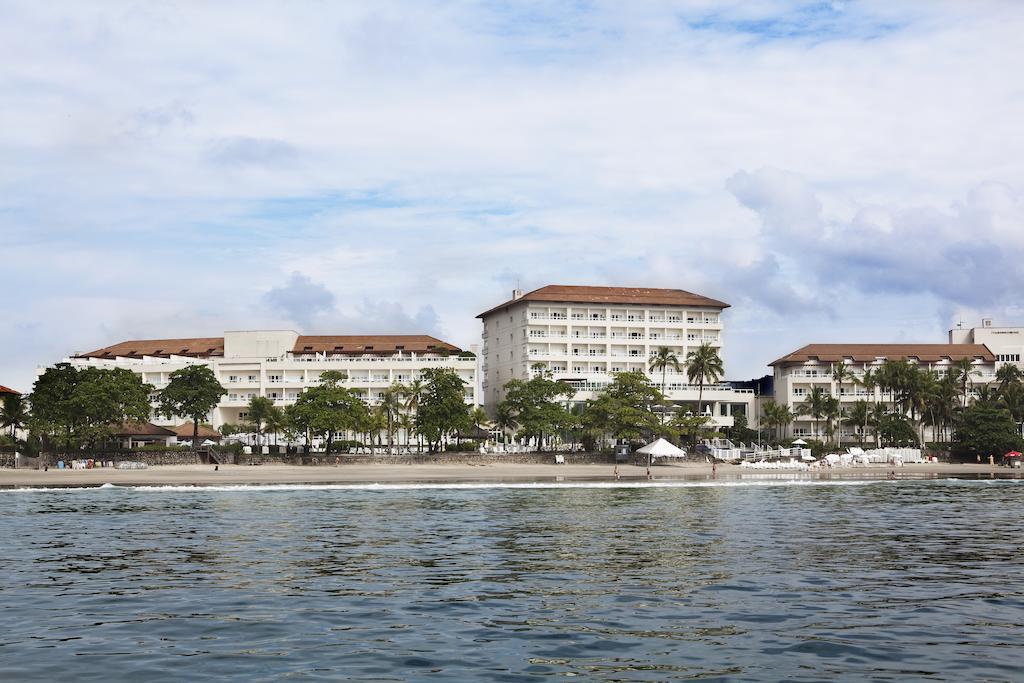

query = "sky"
[{"left": 3, "top": 0, "right": 1024, "bottom": 393}]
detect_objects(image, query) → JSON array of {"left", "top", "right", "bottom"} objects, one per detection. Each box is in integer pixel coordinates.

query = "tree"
[
  {"left": 157, "top": 365, "right": 227, "bottom": 452},
  {"left": 378, "top": 384, "right": 405, "bottom": 453},
  {"left": 291, "top": 371, "right": 367, "bottom": 455},
  {"left": 416, "top": 368, "right": 471, "bottom": 453},
  {"left": 264, "top": 405, "right": 287, "bottom": 447},
  {"left": 952, "top": 402, "right": 1023, "bottom": 461},
  {"left": 797, "top": 386, "right": 830, "bottom": 442},
  {"left": 686, "top": 343, "right": 724, "bottom": 419},
  {"left": 760, "top": 399, "right": 793, "bottom": 442},
  {"left": 497, "top": 365, "right": 573, "bottom": 451},
  {"left": 1, "top": 393, "right": 28, "bottom": 442},
  {"left": 583, "top": 371, "right": 662, "bottom": 444},
  {"left": 245, "top": 396, "right": 276, "bottom": 447},
  {"left": 831, "top": 363, "right": 855, "bottom": 448},
  {"left": 648, "top": 346, "right": 682, "bottom": 428},
  {"left": 402, "top": 379, "right": 426, "bottom": 452},
  {"left": 29, "top": 364, "right": 152, "bottom": 457},
  {"left": 951, "top": 358, "right": 980, "bottom": 408},
  {"left": 996, "top": 363, "right": 1024, "bottom": 391},
  {"left": 846, "top": 400, "right": 870, "bottom": 446}
]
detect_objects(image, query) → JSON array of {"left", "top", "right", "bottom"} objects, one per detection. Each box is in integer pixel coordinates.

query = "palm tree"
[
  {"left": 379, "top": 384, "right": 404, "bottom": 454},
  {"left": 649, "top": 346, "right": 682, "bottom": 427},
  {"left": 798, "top": 386, "right": 830, "bottom": 441},
  {"left": 951, "top": 358, "right": 980, "bottom": 408},
  {"left": 996, "top": 364, "right": 1024, "bottom": 391},
  {"left": 398, "top": 412, "right": 415, "bottom": 450},
  {"left": 402, "top": 379, "right": 425, "bottom": 452},
  {"left": 869, "top": 402, "right": 887, "bottom": 447},
  {"left": 1, "top": 393, "right": 28, "bottom": 442},
  {"left": 847, "top": 400, "right": 870, "bottom": 446},
  {"left": 685, "top": 343, "right": 724, "bottom": 419},
  {"left": 470, "top": 406, "right": 490, "bottom": 435},
  {"left": 831, "top": 363, "right": 855, "bottom": 448}
]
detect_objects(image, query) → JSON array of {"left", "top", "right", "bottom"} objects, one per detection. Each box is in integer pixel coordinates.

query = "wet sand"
[{"left": 1, "top": 462, "right": 1019, "bottom": 488}]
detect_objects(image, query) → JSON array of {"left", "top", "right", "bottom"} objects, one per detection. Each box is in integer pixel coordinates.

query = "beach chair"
[{"left": 555, "top": 454, "right": 565, "bottom": 464}]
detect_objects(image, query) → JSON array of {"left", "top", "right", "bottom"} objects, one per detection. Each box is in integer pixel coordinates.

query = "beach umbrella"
[
  {"left": 791, "top": 438, "right": 808, "bottom": 445},
  {"left": 1006, "top": 451, "right": 1022, "bottom": 457}
]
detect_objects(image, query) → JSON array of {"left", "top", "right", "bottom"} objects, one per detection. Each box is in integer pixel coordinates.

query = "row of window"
[{"left": 997, "top": 354, "right": 1021, "bottom": 362}]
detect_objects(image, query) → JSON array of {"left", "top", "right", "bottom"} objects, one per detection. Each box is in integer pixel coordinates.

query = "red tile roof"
[
  {"left": 477, "top": 285, "right": 729, "bottom": 318},
  {"left": 77, "top": 338, "right": 225, "bottom": 359},
  {"left": 76, "top": 334, "right": 461, "bottom": 359},
  {"left": 171, "top": 423, "right": 222, "bottom": 440},
  {"left": 0, "top": 385, "right": 20, "bottom": 395},
  {"left": 293, "top": 335, "right": 461, "bottom": 354},
  {"left": 771, "top": 343, "right": 996, "bottom": 366}
]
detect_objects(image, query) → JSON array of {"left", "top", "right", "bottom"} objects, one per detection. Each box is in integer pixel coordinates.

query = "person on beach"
[
  {"left": 712, "top": 461, "right": 717, "bottom": 478},
  {"left": 613, "top": 465, "right": 619, "bottom": 481}
]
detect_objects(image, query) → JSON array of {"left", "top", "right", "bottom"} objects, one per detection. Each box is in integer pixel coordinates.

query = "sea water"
[{"left": 1, "top": 478, "right": 1022, "bottom": 681}]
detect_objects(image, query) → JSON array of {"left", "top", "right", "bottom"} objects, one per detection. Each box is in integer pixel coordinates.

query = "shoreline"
[{"left": 1, "top": 462, "right": 1020, "bottom": 489}]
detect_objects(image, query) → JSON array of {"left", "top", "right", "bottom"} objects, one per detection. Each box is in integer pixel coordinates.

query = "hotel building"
[
  {"left": 58, "top": 330, "right": 479, "bottom": 429},
  {"left": 769, "top": 343, "right": 997, "bottom": 440},
  {"left": 478, "top": 285, "right": 754, "bottom": 427},
  {"left": 949, "top": 319, "right": 1024, "bottom": 369}
]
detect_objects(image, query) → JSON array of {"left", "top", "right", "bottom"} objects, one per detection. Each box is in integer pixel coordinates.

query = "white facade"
[
  {"left": 55, "top": 330, "right": 479, "bottom": 429},
  {"left": 479, "top": 287, "right": 754, "bottom": 427},
  {"left": 950, "top": 319, "right": 1024, "bottom": 369},
  {"left": 771, "top": 346, "right": 997, "bottom": 441}
]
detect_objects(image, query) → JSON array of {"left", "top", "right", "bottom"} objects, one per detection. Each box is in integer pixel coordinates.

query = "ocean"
[{"left": 1, "top": 477, "right": 1022, "bottom": 681}]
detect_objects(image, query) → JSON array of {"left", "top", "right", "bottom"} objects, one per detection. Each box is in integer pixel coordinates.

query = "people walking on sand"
[
  {"left": 613, "top": 465, "right": 619, "bottom": 481},
  {"left": 646, "top": 466, "right": 651, "bottom": 480},
  {"left": 712, "top": 461, "right": 717, "bottom": 478}
]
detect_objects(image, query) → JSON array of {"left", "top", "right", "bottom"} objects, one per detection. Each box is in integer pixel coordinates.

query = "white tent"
[
  {"left": 791, "top": 438, "right": 808, "bottom": 445},
  {"left": 636, "top": 438, "right": 687, "bottom": 459}
]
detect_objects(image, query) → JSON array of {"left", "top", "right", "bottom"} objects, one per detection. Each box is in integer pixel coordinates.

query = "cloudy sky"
[{"left": 3, "top": 0, "right": 1024, "bottom": 392}]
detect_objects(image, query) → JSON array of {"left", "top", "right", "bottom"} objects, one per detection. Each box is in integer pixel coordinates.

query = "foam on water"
[{"left": 0, "top": 478, "right": 927, "bottom": 493}]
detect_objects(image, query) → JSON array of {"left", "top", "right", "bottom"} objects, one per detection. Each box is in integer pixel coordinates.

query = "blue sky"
[{"left": 3, "top": 0, "right": 1024, "bottom": 392}]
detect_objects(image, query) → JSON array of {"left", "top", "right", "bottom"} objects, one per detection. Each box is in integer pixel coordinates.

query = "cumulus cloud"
[
  {"left": 727, "top": 167, "right": 1024, "bottom": 312},
  {"left": 262, "top": 273, "right": 336, "bottom": 328},
  {"left": 3, "top": 1, "right": 1024, "bottom": 387}
]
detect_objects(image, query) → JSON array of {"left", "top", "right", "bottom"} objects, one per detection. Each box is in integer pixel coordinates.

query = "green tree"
[
  {"left": 29, "top": 364, "right": 152, "bottom": 456},
  {"left": 157, "top": 365, "right": 227, "bottom": 452},
  {"left": 685, "top": 343, "right": 724, "bottom": 419},
  {"left": 797, "top": 386, "right": 830, "bottom": 442},
  {"left": 648, "top": 346, "right": 682, "bottom": 428},
  {"left": 951, "top": 358, "right": 980, "bottom": 408},
  {"left": 497, "top": 365, "right": 573, "bottom": 451},
  {"left": 291, "top": 371, "right": 367, "bottom": 454},
  {"left": 416, "top": 368, "right": 471, "bottom": 453},
  {"left": 831, "top": 363, "right": 855, "bottom": 448},
  {"left": 1, "top": 393, "right": 28, "bottom": 442},
  {"left": 583, "top": 371, "right": 662, "bottom": 444},
  {"left": 760, "top": 399, "right": 793, "bottom": 442},
  {"left": 378, "top": 384, "right": 405, "bottom": 453},
  {"left": 246, "top": 396, "right": 276, "bottom": 447},
  {"left": 847, "top": 400, "right": 870, "bottom": 446},
  {"left": 952, "top": 402, "right": 1023, "bottom": 460}
]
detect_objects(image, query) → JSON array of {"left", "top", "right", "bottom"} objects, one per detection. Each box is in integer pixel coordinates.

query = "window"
[
  {"left": 794, "top": 388, "right": 806, "bottom": 396},
  {"left": 248, "top": 375, "right": 257, "bottom": 382},
  {"left": 395, "top": 345, "right": 404, "bottom": 351},
  {"left": 239, "top": 412, "right": 249, "bottom": 419},
  {"left": 365, "top": 346, "right": 374, "bottom": 351},
  {"left": 268, "top": 375, "right": 281, "bottom": 383},
  {"left": 228, "top": 375, "right": 239, "bottom": 383}
]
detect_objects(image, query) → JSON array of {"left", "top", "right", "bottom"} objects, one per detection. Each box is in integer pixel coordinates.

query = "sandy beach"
[{"left": 1, "top": 462, "right": 1020, "bottom": 488}]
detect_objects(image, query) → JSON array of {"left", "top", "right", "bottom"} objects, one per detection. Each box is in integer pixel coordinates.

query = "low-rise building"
[
  {"left": 770, "top": 343, "right": 997, "bottom": 440},
  {"left": 57, "top": 330, "right": 479, "bottom": 429},
  {"left": 478, "top": 285, "right": 754, "bottom": 427}
]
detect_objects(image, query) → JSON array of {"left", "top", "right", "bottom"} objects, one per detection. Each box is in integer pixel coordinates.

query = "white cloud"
[{"left": 2, "top": 1, "right": 1024, "bottom": 388}]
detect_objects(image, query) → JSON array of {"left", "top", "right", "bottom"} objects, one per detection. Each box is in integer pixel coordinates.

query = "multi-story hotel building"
[
  {"left": 949, "top": 319, "right": 1024, "bottom": 369},
  {"left": 58, "top": 330, "right": 479, "bottom": 429},
  {"left": 478, "top": 285, "right": 754, "bottom": 427},
  {"left": 770, "top": 343, "right": 997, "bottom": 440}
]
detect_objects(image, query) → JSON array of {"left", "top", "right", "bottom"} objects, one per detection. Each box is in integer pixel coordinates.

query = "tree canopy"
[
  {"left": 157, "top": 365, "right": 227, "bottom": 451},
  {"left": 497, "top": 365, "right": 573, "bottom": 451}
]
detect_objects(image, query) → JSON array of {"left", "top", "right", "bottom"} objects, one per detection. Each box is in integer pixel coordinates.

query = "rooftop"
[
  {"left": 477, "top": 284, "right": 729, "bottom": 318},
  {"left": 76, "top": 334, "right": 462, "bottom": 359},
  {"left": 771, "top": 343, "right": 996, "bottom": 366},
  {"left": 0, "top": 385, "right": 21, "bottom": 395}
]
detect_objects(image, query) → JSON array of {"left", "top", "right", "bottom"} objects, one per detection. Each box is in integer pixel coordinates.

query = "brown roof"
[
  {"left": 477, "top": 285, "right": 729, "bottom": 318},
  {"left": 78, "top": 337, "right": 225, "bottom": 359},
  {"left": 0, "top": 385, "right": 20, "bottom": 395},
  {"left": 771, "top": 343, "right": 996, "bottom": 366},
  {"left": 112, "top": 421, "right": 177, "bottom": 437},
  {"left": 171, "top": 423, "right": 222, "bottom": 440},
  {"left": 76, "top": 334, "right": 461, "bottom": 359},
  {"left": 293, "top": 335, "right": 461, "bottom": 355}
]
